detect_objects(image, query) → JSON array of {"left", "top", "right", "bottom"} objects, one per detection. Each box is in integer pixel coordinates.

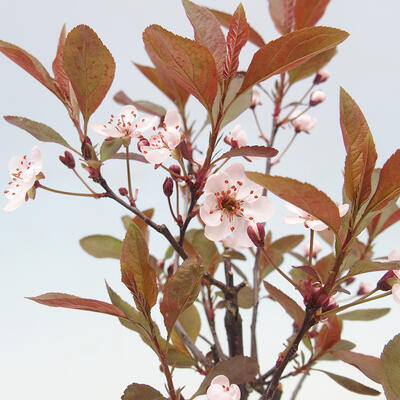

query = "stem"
[
  {"left": 38, "top": 183, "right": 100, "bottom": 198},
  {"left": 290, "top": 373, "right": 308, "bottom": 400},
  {"left": 272, "top": 132, "right": 297, "bottom": 166},
  {"left": 125, "top": 145, "right": 133, "bottom": 199},
  {"left": 308, "top": 229, "right": 314, "bottom": 267},
  {"left": 252, "top": 108, "right": 269, "bottom": 145},
  {"left": 251, "top": 250, "right": 261, "bottom": 361},
  {"left": 72, "top": 168, "right": 97, "bottom": 195}
]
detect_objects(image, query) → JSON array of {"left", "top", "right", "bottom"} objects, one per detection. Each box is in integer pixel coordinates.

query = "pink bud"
[
  {"left": 291, "top": 113, "right": 317, "bottom": 133},
  {"left": 119, "top": 187, "right": 128, "bottom": 196},
  {"left": 377, "top": 270, "right": 400, "bottom": 291},
  {"left": 59, "top": 151, "right": 75, "bottom": 169},
  {"left": 169, "top": 164, "right": 181, "bottom": 178},
  {"left": 137, "top": 138, "right": 150, "bottom": 153},
  {"left": 250, "top": 89, "right": 262, "bottom": 109},
  {"left": 314, "top": 69, "right": 329, "bottom": 84},
  {"left": 309, "top": 90, "right": 326, "bottom": 106},
  {"left": 163, "top": 177, "right": 174, "bottom": 197},
  {"left": 345, "top": 276, "right": 356, "bottom": 286},
  {"left": 247, "top": 222, "right": 265, "bottom": 247},
  {"left": 357, "top": 282, "right": 373, "bottom": 295}
]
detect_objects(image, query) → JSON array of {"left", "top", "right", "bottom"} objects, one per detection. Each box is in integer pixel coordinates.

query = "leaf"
[
  {"left": 314, "top": 369, "right": 380, "bottom": 396},
  {"left": 381, "top": 334, "right": 400, "bottom": 400},
  {"left": 294, "top": 0, "right": 330, "bottom": 30},
  {"left": 143, "top": 25, "right": 218, "bottom": 111},
  {"left": 52, "top": 24, "right": 70, "bottom": 100},
  {"left": 79, "top": 234, "right": 122, "bottom": 259},
  {"left": 4, "top": 116, "right": 75, "bottom": 151},
  {"left": 183, "top": 0, "right": 226, "bottom": 77},
  {"left": 340, "top": 88, "right": 377, "bottom": 208},
  {"left": 372, "top": 206, "right": 400, "bottom": 236},
  {"left": 239, "top": 26, "right": 348, "bottom": 95},
  {"left": 216, "top": 146, "right": 278, "bottom": 162},
  {"left": 314, "top": 253, "right": 334, "bottom": 283},
  {"left": 349, "top": 260, "right": 400, "bottom": 276},
  {"left": 315, "top": 315, "right": 341, "bottom": 354},
  {"left": 289, "top": 47, "right": 336, "bottom": 84},
  {"left": 171, "top": 304, "right": 201, "bottom": 353},
  {"left": 268, "top": 0, "right": 295, "bottom": 35},
  {"left": 100, "top": 138, "right": 123, "bottom": 161},
  {"left": 237, "top": 286, "right": 253, "bottom": 308},
  {"left": 208, "top": 8, "right": 265, "bottom": 47},
  {"left": 121, "top": 222, "right": 158, "bottom": 311},
  {"left": 366, "top": 150, "right": 400, "bottom": 213},
  {"left": 223, "top": 4, "right": 249, "bottom": 82},
  {"left": 190, "top": 229, "right": 219, "bottom": 270},
  {"left": 192, "top": 356, "right": 259, "bottom": 397},
  {"left": 263, "top": 281, "right": 305, "bottom": 326},
  {"left": 122, "top": 383, "right": 166, "bottom": 400},
  {"left": 331, "top": 350, "right": 382, "bottom": 383},
  {"left": 247, "top": 173, "right": 342, "bottom": 233},
  {"left": 0, "top": 39, "right": 57, "bottom": 94},
  {"left": 27, "top": 292, "right": 127, "bottom": 318},
  {"left": 160, "top": 257, "right": 203, "bottom": 334},
  {"left": 339, "top": 308, "right": 390, "bottom": 321},
  {"left": 63, "top": 25, "right": 115, "bottom": 125},
  {"left": 113, "top": 90, "right": 166, "bottom": 118},
  {"left": 112, "top": 152, "right": 148, "bottom": 163}
]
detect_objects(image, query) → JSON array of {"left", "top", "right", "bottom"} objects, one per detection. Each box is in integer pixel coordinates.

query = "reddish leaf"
[
  {"left": 122, "top": 383, "right": 166, "bottom": 400},
  {"left": 27, "top": 293, "right": 127, "bottom": 318},
  {"left": 332, "top": 350, "right": 382, "bottom": 383},
  {"left": 112, "top": 152, "right": 148, "bottom": 163},
  {"left": 239, "top": 26, "right": 348, "bottom": 95},
  {"left": 366, "top": 150, "right": 400, "bottom": 213},
  {"left": 315, "top": 315, "right": 342, "bottom": 354},
  {"left": 349, "top": 260, "right": 400, "bottom": 276},
  {"left": 183, "top": 0, "right": 226, "bottom": 77},
  {"left": 160, "top": 257, "right": 203, "bottom": 334},
  {"left": 292, "top": 265, "right": 321, "bottom": 282},
  {"left": 263, "top": 281, "right": 305, "bottom": 326},
  {"left": 63, "top": 25, "right": 115, "bottom": 125},
  {"left": 294, "top": 0, "right": 330, "bottom": 30},
  {"left": 223, "top": 4, "right": 249, "bottom": 82},
  {"left": 314, "top": 253, "right": 334, "bottom": 283},
  {"left": 52, "top": 24, "right": 70, "bottom": 101},
  {"left": 378, "top": 208, "right": 400, "bottom": 234},
  {"left": 132, "top": 209, "right": 155, "bottom": 244},
  {"left": 120, "top": 222, "right": 158, "bottom": 312},
  {"left": 216, "top": 145, "right": 278, "bottom": 162},
  {"left": 143, "top": 25, "right": 218, "bottom": 111},
  {"left": 0, "top": 40, "right": 57, "bottom": 94},
  {"left": 208, "top": 8, "right": 265, "bottom": 47},
  {"left": 247, "top": 173, "right": 342, "bottom": 233},
  {"left": 268, "top": 0, "right": 295, "bottom": 35}
]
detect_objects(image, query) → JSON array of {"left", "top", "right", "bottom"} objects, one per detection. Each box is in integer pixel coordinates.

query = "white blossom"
[{"left": 207, "top": 375, "right": 241, "bottom": 400}]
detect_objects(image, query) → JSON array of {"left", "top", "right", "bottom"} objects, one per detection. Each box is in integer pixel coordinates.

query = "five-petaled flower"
[
  {"left": 207, "top": 375, "right": 241, "bottom": 400},
  {"left": 284, "top": 202, "right": 349, "bottom": 231},
  {"left": 4, "top": 146, "right": 43, "bottom": 212},
  {"left": 139, "top": 110, "right": 182, "bottom": 164},
  {"left": 91, "top": 105, "right": 157, "bottom": 138},
  {"left": 199, "top": 163, "right": 275, "bottom": 248}
]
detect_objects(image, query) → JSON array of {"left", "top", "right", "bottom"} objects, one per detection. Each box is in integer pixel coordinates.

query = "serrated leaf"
[
  {"left": 381, "top": 334, "right": 400, "bottom": 400},
  {"left": 216, "top": 145, "right": 278, "bottom": 162},
  {"left": 192, "top": 356, "right": 259, "bottom": 397},
  {"left": 247, "top": 173, "right": 342, "bottom": 233},
  {"left": 122, "top": 383, "right": 166, "bottom": 400},
  {"left": 79, "top": 234, "right": 122, "bottom": 259},
  {"left": 339, "top": 308, "right": 390, "bottom": 321},
  {"left": 100, "top": 138, "right": 123, "bottom": 161},
  {"left": 143, "top": 25, "right": 218, "bottom": 111},
  {"left": 239, "top": 26, "right": 348, "bottom": 95},
  {"left": 294, "top": 0, "right": 330, "bottom": 29},
  {"left": 349, "top": 260, "right": 400, "bottom": 276},
  {"left": 268, "top": 0, "right": 295, "bottom": 35},
  {"left": 183, "top": 0, "right": 226, "bottom": 78},
  {"left": 63, "top": 25, "right": 115, "bottom": 124},
  {"left": 52, "top": 24, "right": 70, "bottom": 100},
  {"left": 4, "top": 116, "right": 75, "bottom": 151},
  {"left": 121, "top": 209, "right": 154, "bottom": 243}
]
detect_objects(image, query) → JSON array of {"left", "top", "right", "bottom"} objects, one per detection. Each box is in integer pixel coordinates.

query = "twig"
[{"left": 290, "top": 373, "right": 308, "bottom": 400}]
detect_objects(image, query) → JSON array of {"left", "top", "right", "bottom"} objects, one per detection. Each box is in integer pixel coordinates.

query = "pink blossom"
[
  {"left": 199, "top": 163, "right": 275, "bottom": 248},
  {"left": 284, "top": 202, "right": 349, "bottom": 231},
  {"left": 290, "top": 112, "right": 317, "bottom": 133},
  {"left": 250, "top": 89, "right": 262, "bottom": 109},
  {"left": 207, "top": 375, "right": 240, "bottom": 400},
  {"left": 225, "top": 124, "right": 248, "bottom": 148},
  {"left": 300, "top": 239, "right": 322, "bottom": 258},
  {"left": 139, "top": 110, "right": 182, "bottom": 164},
  {"left": 4, "top": 146, "right": 43, "bottom": 212},
  {"left": 309, "top": 90, "right": 326, "bottom": 106},
  {"left": 91, "top": 105, "right": 157, "bottom": 138},
  {"left": 314, "top": 69, "right": 329, "bottom": 84}
]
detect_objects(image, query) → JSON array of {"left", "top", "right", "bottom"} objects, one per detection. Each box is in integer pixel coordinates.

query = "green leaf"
[
  {"left": 381, "top": 334, "right": 400, "bottom": 400},
  {"left": 339, "top": 308, "right": 390, "bottom": 321},
  {"left": 237, "top": 286, "right": 253, "bottom": 309},
  {"left": 63, "top": 25, "right": 115, "bottom": 125},
  {"left": 27, "top": 292, "right": 127, "bottom": 318},
  {"left": 4, "top": 116, "right": 75, "bottom": 151},
  {"left": 160, "top": 257, "right": 203, "bottom": 334},
  {"left": 121, "top": 222, "right": 158, "bottom": 311},
  {"left": 239, "top": 26, "right": 348, "bottom": 95},
  {"left": 247, "top": 173, "right": 342, "bottom": 233},
  {"left": 183, "top": 0, "right": 226, "bottom": 77},
  {"left": 100, "top": 138, "right": 123, "bottom": 161},
  {"left": 216, "top": 145, "right": 278, "bottom": 162},
  {"left": 192, "top": 356, "right": 259, "bottom": 398},
  {"left": 122, "top": 383, "right": 166, "bottom": 400},
  {"left": 190, "top": 230, "right": 219, "bottom": 270},
  {"left": 349, "top": 260, "right": 400, "bottom": 276},
  {"left": 79, "top": 234, "right": 122, "bottom": 259},
  {"left": 294, "top": 0, "right": 330, "bottom": 29},
  {"left": 263, "top": 281, "right": 305, "bottom": 326},
  {"left": 143, "top": 25, "right": 218, "bottom": 111},
  {"left": 171, "top": 304, "right": 201, "bottom": 353},
  {"left": 313, "top": 369, "right": 380, "bottom": 396},
  {"left": 268, "top": 0, "right": 295, "bottom": 35}
]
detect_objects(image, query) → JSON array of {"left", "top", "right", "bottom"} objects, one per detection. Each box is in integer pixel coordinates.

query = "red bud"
[{"left": 59, "top": 151, "right": 75, "bottom": 169}]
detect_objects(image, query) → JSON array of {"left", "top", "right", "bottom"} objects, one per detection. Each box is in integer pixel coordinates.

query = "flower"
[
  {"left": 199, "top": 163, "right": 275, "bottom": 248},
  {"left": 290, "top": 111, "right": 317, "bottom": 133},
  {"left": 207, "top": 375, "right": 240, "bottom": 400},
  {"left": 284, "top": 202, "right": 349, "bottom": 231},
  {"left": 250, "top": 89, "right": 262, "bottom": 109},
  {"left": 4, "top": 146, "right": 43, "bottom": 212},
  {"left": 300, "top": 239, "right": 322, "bottom": 258},
  {"left": 314, "top": 69, "right": 329, "bottom": 84},
  {"left": 139, "top": 110, "right": 182, "bottom": 164},
  {"left": 309, "top": 90, "right": 326, "bottom": 106},
  {"left": 225, "top": 124, "right": 248, "bottom": 148},
  {"left": 91, "top": 105, "right": 157, "bottom": 138}
]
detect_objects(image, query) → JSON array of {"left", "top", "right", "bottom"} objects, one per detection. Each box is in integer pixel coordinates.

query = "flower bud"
[
  {"left": 119, "top": 187, "right": 128, "bottom": 196},
  {"left": 81, "top": 136, "right": 97, "bottom": 161},
  {"left": 309, "top": 90, "right": 326, "bottom": 106},
  {"left": 169, "top": 164, "right": 181, "bottom": 178},
  {"left": 59, "top": 151, "right": 75, "bottom": 169},
  {"left": 137, "top": 138, "right": 150, "bottom": 153},
  {"left": 291, "top": 112, "right": 316, "bottom": 133},
  {"left": 247, "top": 222, "right": 265, "bottom": 248},
  {"left": 163, "top": 177, "right": 174, "bottom": 197},
  {"left": 377, "top": 270, "right": 400, "bottom": 291},
  {"left": 250, "top": 89, "right": 262, "bottom": 109},
  {"left": 345, "top": 276, "right": 355, "bottom": 286},
  {"left": 357, "top": 282, "right": 373, "bottom": 295},
  {"left": 314, "top": 69, "right": 329, "bottom": 84}
]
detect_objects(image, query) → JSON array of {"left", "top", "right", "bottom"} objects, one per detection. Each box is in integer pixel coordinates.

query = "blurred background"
[{"left": 1, "top": 0, "right": 399, "bottom": 399}]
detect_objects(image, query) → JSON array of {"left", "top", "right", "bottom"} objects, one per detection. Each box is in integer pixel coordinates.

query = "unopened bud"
[
  {"left": 59, "top": 151, "right": 75, "bottom": 169},
  {"left": 291, "top": 113, "right": 317, "bottom": 133},
  {"left": 309, "top": 90, "right": 326, "bottom": 106},
  {"left": 163, "top": 177, "right": 174, "bottom": 197},
  {"left": 345, "top": 276, "right": 356, "bottom": 286},
  {"left": 137, "top": 138, "right": 150, "bottom": 153},
  {"left": 169, "top": 164, "right": 181, "bottom": 178},
  {"left": 357, "top": 282, "right": 373, "bottom": 295},
  {"left": 314, "top": 69, "right": 329, "bottom": 84},
  {"left": 247, "top": 222, "right": 265, "bottom": 247},
  {"left": 119, "top": 187, "right": 128, "bottom": 196},
  {"left": 81, "top": 137, "right": 97, "bottom": 161},
  {"left": 377, "top": 270, "right": 400, "bottom": 291},
  {"left": 250, "top": 89, "right": 262, "bottom": 109}
]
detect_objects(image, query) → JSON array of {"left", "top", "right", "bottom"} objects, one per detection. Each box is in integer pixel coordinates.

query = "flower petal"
[
  {"left": 306, "top": 219, "right": 328, "bottom": 231},
  {"left": 283, "top": 216, "right": 304, "bottom": 225},
  {"left": 338, "top": 203, "right": 349, "bottom": 217},
  {"left": 224, "top": 163, "right": 245, "bottom": 181},
  {"left": 3, "top": 194, "right": 26, "bottom": 212},
  {"left": 31, "top": 146, "right": 43, "bottom": 174},
  {"left": 164, "top": 110, "right": 182, "bottom": 128},
  {"left": 210, "top": 375, "right": 231, "bottom": 387},
  {"left": 243, "top": 197, "right": 275, "bottom": 222},
  {"left": 388, "top": 249, "right": 400, "bottom": 262},
  {"left": 91, "top": 122, "right": 123, "bottom": 138},
  {"left": 229, "top": 384, "right": 241, "bottom": 400},
  {"left": 392, "top": 283, "right": 400, "bottom": 304},
  {"left": 164, "top": 128, "right": 181, "bottom": 149},
  {"left": 142, "top": 147, "right": 171, "bottom": 164},
  {"left": 228, "top": 218, "right": 255, "bottom": 248},
  {"left": 204, "top": 171, "right": 229, "bottom": 194},
  {"left": 284, "top": 202, "right": 308, "bottom": 218},
  {"left": 131, "top": 116, "right": 158, "bottom": 137},
  {"left": 230, "top": 124, "right": 248, "bottom": 147},
  {"left": 200, "top": 195, "right": 222, "bottom": 226},
  {"left": 118, "top": 105, "right": 138, "bottom": 124},
  {"left": 204, "top": 218, "right": 230, "bottom": 241}
]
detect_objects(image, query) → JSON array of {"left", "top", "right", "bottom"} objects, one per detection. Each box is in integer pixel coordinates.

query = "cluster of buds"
[{"left": 301, "top": 280, "right": 337, "bottom": 313}]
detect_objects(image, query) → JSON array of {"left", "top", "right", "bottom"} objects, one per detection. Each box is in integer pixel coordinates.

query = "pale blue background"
[{"left": 1, "top": 1, "right": 399, "bottom": 399}]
